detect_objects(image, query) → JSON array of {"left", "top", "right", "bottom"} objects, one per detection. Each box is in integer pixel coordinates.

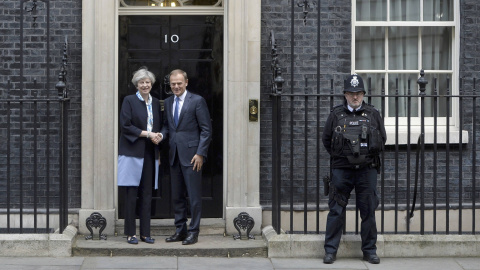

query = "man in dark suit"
[{"left": 160, "top": 69, "right": 212, "bottom": 245}]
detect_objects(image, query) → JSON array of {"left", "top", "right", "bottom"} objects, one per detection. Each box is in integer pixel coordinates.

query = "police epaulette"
[
  {"left": 364, "top": 103, "right": 379, "bottom": 111},
  {"left": 330, "top": 104, "right": 343, "bottom": 112}
]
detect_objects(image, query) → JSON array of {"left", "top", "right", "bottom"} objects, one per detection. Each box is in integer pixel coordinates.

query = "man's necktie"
[{"left": 174, "top": 97, "right": 179, "bottom": 127}]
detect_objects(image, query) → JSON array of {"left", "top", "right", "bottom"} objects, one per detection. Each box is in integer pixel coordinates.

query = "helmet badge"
[{"left": 350, "top": 75, "right": 360, "bottom": 88}]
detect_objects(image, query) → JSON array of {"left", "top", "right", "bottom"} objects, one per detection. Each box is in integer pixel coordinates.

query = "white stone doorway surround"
[{"left": 79, "top": 0, "right": 262, "bottom": 236}]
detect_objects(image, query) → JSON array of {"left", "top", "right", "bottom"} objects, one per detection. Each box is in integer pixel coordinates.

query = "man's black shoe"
[
  {"left": 363, "top": 253, "right": 380, "bottom": 264},
  {"left": 165, "top": 233, "right": 187, "bottom": 243},
  {"left": 182, "top": 233, "right": 198, "bottom": 245},
  {"left": 323, "top": 253, "right": 336, "bottom": 264}
]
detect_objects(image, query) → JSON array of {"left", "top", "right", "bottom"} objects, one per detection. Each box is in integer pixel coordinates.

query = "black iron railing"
[
  {"left": 0, "top": 0, "right": 69, "bottom": 234},
  {"left": 266, "top": 0, "right": 477, "bottom": 236},
  {"left": 270, "top": 71, "right": 480, "bottom": 236}
]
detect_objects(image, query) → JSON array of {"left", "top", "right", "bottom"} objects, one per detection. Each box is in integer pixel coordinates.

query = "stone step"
[
  {"left": 74, "top": 218, "right": 265, "bottom": 258},
  {"left": 114, "top": 218, "right": 227, "bottom": 236},
  {"left": 72, "top": 234, "right": 267, "bottom": 257}
]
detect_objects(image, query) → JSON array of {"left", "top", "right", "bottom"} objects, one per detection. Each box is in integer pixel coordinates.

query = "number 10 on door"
[{"left": 165, "top": 34, "right": 179, "bottom": 43}]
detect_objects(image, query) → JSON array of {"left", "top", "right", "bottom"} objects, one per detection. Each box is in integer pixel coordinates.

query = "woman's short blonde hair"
[{"left": 131, "top": 67, "right": 156, "bottom": 87}]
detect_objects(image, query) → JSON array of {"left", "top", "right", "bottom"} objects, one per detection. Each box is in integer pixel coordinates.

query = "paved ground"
[{"left": 1, "top": 256, "right": 480, "bottom": 270}]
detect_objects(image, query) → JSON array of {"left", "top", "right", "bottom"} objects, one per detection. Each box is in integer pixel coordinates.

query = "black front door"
[{"left": 118, "top": 15, "right": 223, "bottom": 218}]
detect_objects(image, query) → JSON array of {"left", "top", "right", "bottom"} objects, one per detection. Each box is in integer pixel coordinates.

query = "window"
[
  {"left": 119, "top": 0, "right": 223, "bottom": 7},
  {"left": 352, "top": 0, "right": 459, "bottom": 137},
  {"left": 118, "top": 0, "right": 224, "bottom": 16}
]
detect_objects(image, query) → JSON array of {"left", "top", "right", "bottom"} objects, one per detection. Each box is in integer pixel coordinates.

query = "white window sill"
[{"left": 385, "top": 126, "right": 468, "bottom": 145}]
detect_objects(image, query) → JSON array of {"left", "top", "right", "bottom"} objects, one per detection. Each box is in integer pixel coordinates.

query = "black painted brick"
[
  {"left": 260, "top": 0, "right": 480, "bottom": 209},
  {"left": 0, "top": 0, "right": 81, "bottom": 209}
]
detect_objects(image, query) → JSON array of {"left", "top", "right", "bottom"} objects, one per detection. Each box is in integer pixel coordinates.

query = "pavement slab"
[{"left": 1, "top": 256, "right": 480, "bottom": 269}]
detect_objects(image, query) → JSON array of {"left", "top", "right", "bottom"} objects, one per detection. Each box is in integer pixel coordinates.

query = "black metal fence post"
[
  {"left": 458, "top": 77, "right": 464, "bottom": 234},
  {"left": 270, "top": 30, "right": 284, "bottom": 234},
  {"left": 406, "top": 78, "right": 412, "bottom": 234},
  {"left": 473, "top": 78, "right": 477, "bottom": 234},
  {"left": 56, "top": 38, "right": 69, "bottom": 233},
  {"left": 6, "top": 80, "right": 11, "bottom": 234},
  {"left": 433, "top": 78, "right": 438, "bottom": 234},
  {"left": 394, "top": 78, "right": 399, "bottom": 233},
  {"left": 272, "top": 93, "right": 281, "bottom": 234},
  {"left": 380, "top": 78, "right": 385, "bottom": 234},
  {"left": 446, "top": 78, "right": 451, "bottom": 234},
  {"left": 417, "top": 69, "right": 428, "bottom": 235}
]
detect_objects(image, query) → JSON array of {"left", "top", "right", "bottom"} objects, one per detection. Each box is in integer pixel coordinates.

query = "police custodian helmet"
[{"left": 344, "top": 73, "right": 365, "bottom": 93}]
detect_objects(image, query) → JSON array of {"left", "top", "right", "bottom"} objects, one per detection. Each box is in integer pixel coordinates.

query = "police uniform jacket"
[{"left": 322, "top": 100, "right": 387, "bottom": 169}]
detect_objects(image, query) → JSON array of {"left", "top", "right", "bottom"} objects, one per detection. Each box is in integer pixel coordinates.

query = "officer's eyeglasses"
[{"left": 345, "top": 92, "right": 364, "bottom": 97}]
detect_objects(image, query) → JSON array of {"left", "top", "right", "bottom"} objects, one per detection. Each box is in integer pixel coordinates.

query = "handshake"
[{"left": 148, "top": 132, "right": 163, "bottom": 145}]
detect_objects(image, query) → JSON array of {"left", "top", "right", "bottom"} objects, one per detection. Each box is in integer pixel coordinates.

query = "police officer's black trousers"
[{"left": 324, "top": 167, "right": 379, "bottom": 255}]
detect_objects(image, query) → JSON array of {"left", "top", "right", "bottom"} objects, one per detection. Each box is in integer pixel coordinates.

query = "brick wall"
[
  {"left": 260, "top": 0, "right": 480, "bottom": 209},
  {"left": 260, "top": 0, "right": 352, "bottom": 206},
  {"left": 0, "top": 0, "right": 82, "bottom": 209}
]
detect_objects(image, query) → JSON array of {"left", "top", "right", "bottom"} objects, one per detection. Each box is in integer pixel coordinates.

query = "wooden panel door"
[{"left": 118, "top": 15, "right": 223, "bottom": 218}]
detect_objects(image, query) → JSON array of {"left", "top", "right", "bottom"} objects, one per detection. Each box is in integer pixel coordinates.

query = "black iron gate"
[{"left": 0, "top": 0, "right": 69, "bottom": 234}]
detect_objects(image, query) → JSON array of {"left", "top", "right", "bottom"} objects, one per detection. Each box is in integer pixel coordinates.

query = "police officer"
[{"left": 322, "top": 74, "right": 386, "bottom": 264}]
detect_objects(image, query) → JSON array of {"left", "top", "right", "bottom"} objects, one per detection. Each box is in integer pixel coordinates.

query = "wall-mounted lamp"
[{"left": 249, "top": 99, "right": 258, "bottom": 122}]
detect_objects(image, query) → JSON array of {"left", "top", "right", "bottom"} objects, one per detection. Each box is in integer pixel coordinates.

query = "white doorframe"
[{"left": 80, "top": 0, "right": 262, "bottom": 236}]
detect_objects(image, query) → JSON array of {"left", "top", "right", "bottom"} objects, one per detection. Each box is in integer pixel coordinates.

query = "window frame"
[
  {"left": 352, "top": 0, "right": 463, "bottom": 144},
  {"left": 119, "top": 0, "right": 223, "bottom": 8}
]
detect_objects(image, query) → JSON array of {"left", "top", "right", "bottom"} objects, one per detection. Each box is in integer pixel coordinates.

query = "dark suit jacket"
[
  {"left": 118, "top": 94, "right": 162, "bottom": 158},
  {"left": 161, "top": 91, "right": 212, "bottom": 167}
]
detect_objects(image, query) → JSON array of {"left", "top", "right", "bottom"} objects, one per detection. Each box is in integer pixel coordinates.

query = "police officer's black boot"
[
  {"left": 363, "top": 253, "right": 380, "bottom": 264},
  {"left": 323, "top": 252, "right": 336, "bottom": 264}
]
